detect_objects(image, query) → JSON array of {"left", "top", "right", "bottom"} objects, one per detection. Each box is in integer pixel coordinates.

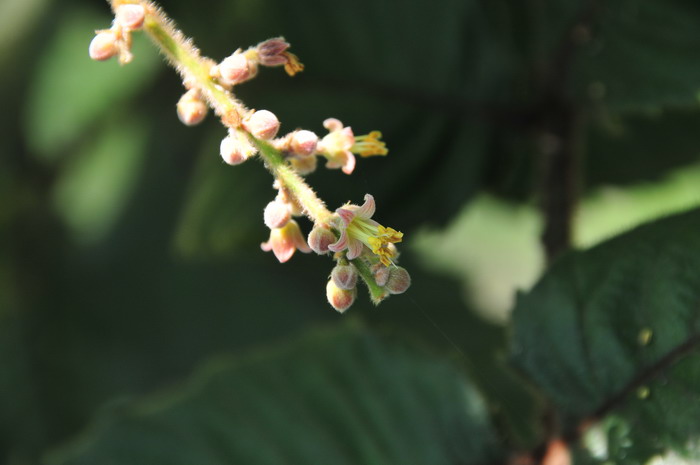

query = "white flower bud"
[
  {"left": 89, "top": 31, "right": 119, "bottom": 61},
  {"left": 290, "top": 130, "right": 318, "bottom": 157},
  {"left": 326, "top": 280, "right": 356, "bottom": 313},
  {"left": 116, "top": 4, "right": 145, "bottom": 30},
  {"left": 243, "top": 110, "right": 280, "bottom": 140},
  {"left": 372, "top": 265, "right": 390, "bottom": 287},
  {"left": 176, "top": 89, "right": 208, "bottom": 126},
  {"left": 385, "top": 267, "right": 411, "bottom": 295},
  {"left": 331, "top": 264, "right": 358, "bottom": 290},
  {"left": 220, "top": 130, "right": 257, "bottom": 165},
  {"left": 308, "top": 225, "right": 336, "bottom": 254},
  {"left": 264, "top": 200, "right": 291, "bottom": 229},
  {"left": 218, "top": 52, "right": 254, "bottom": 86}
]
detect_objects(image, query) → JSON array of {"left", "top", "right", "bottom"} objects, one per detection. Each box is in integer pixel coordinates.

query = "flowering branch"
[{"left": 89, "top": 0, "right": 410, "bottom": 312}]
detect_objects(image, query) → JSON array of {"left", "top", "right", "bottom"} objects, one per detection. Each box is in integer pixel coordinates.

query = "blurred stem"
[
  {"left": 535, "top": 0, "right": 597, "bottom": 263},
  {"left": 538, "top": 107, "right": 583, "bottom": 262},
  {"left": 110, "top": 0, "right": 332, "bottom": 225}
]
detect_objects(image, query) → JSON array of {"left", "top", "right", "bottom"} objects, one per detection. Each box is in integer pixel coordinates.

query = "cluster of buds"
[
  {"left": 89, "top": 3, "right": 146, "bottom": 64},
  {"left": 89, "top": 0, "right": 410, "bottom": 312},
  {"left": 218, "top": 114, "right": 389, "bottom": 177}
]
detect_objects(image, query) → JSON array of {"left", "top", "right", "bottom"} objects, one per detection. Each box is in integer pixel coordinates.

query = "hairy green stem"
[{"left": 255, "top": 139, "right": 332, "bottom": 224}]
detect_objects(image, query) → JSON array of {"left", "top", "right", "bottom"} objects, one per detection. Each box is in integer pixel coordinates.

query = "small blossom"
[
  {"left": 220, "top": 129, "right": 257, "bottom": 165},
  {"left": 177, "top": 89, "right": 208, "bottom": 126},
  {"left": 264, "top": 199, "right": 291, "bottom": 229},
  {"left": 243, "top": 109, "right": 280, "bottom": 140},
  {"left": 326, "top": 279, "right": 356, "bottom": 313},
  {"left": 115, "top": 4, "right": 145, "bottom": 30},
  {"left": 317, "top": 118, "right": 356, "bottom": 175},
  {"left": 89, "top": 30, "right": 119, "bottom": 61},
  {"left": 385, "top": 267, "right": 411, "bottom": 294},
  {"left": 308, "top": 224, "right": 337, "bottom": 254},
  {"left": 290, "top": 130, "right": 318, "bottom": 157},
  {"left": 352, "top": 131, "right": 388, "bottom": 157},
  {"left": 261, "top": 220, "right": 311, "bottom": 263},
  {"left": 328, "top": 194, "right": 403, "bottom": 266},
  {"left": 331, "top": 264, "right": 358, "bottom": 290}
]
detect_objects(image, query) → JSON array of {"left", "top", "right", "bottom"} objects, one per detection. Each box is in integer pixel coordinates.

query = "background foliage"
[{"left": 3, "top": 0, "right": 700, "bottom": 463}]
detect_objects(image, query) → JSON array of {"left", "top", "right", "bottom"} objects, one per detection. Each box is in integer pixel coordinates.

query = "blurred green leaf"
[
  {"left": 174, "top": 128, "right": 272, "bottom": 257},
  {"left": 52, "top": 114, "right": 148, "bottom": 244},
  {"left": 0, "top": 0, "right": 47, "bottom": 69},
  {"left": 571, "top": 0, "right": 700, "bottom": 111},
  {"left": 25, "top": 7, "right": 160, "bottom": 161},
  {"left": 49, "top": 325, "right": 503, "bottom": 465},
  {"left": 511, "top": 208, "right": 700, "bottom": 463}
]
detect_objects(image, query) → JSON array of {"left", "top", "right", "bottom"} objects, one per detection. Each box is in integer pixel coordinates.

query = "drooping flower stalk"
[{"left": 90, "top": 0, "right": 409, "bottom": 311}]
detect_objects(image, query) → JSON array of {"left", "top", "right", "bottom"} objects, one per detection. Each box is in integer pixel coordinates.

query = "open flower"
[
  {"left": 328, "top": 194, "right": 403, "bottom": 266},
  {"left": 317, "top": 118, "right": 356, "bottom": 175},
  {"left": 261, "top": 220, "right": 311, "bottom": 263}
]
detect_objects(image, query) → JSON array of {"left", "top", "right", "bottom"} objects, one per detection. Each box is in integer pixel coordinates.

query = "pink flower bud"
[
  {"left": 243, "top": 110, "right": 280, "bottom": 140},
  {"left": 372, "top": 264, "right": 390, "bottom": 287},
  {"left": 89, "top": 31, "right": 119, "bottom": 61},
  {"left": 290, "top": 130, "right": 318, "bottom": 157},
  {"left": 218, "top": 52, "right": 254, "bottom": 86},
  {"left": 264, "top": 200, "right": 291, "bottom": 229},
  {"left": 220, "top": 130, "right": 257, "bottom": 165},
  {"left": 385, "top": 267, "right": 411, "bottom": 295},
  {"left": 326, "top": 280, "right": 356, "bottom": 313},
  {"left": 331, "top": 264, "right": 358, "bottom": 290},
  {"left": 116, "top": 4, "right": 145, "bottom": 30},
  {"left": 176, "top": 89, "right": 208, "bottom": 126},
  {"left": 308, "top": 225, "right": 337, "bottom": 254}
]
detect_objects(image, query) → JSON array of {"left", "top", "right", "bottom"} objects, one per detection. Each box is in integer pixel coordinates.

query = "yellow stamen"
[
  {"left": 352, "top": 131, "right": 388, "bottom": 157},
  {"left": 283, "top": 52, "right": 304, "bottom": 76}
]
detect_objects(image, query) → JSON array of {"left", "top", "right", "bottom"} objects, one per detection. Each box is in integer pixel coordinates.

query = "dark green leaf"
[
  {"left": 571, "top": 0, "right": 700, "bottom": 111},
  {"left": 511, "top": 208, "right": 700, "bottom": 463},
  {"left": 49, "top": 325, "right": 503, "bottom": 465}
]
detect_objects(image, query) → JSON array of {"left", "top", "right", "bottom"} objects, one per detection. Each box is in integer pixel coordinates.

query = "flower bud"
[
  {"left": 220, "top": 129, "right": 257, "bottom": 165},
  {"left": 290, "top": 155, "right": 317, "bottom": 175},
  {"left": 326, "top": 280, "right": 356, "bottom": 313},
  {"left": 331, "top": 264, "right": 358, "bottom": 290},
  {"left": 256, "top": 38, "right": 290, "bottom": 66},
  {"left": 176, "top": 89, "right": 208, "bottom": 126},
  {"left": 308, "top": 225, "right": 337, "bottom": 254},
  {"left": 89, "top": 30, "right": 119, "bottom": 61},
  {"left": 218, "top": 52, "right": 254, "bottom": 86},
  {"left": 264, "top": 199, "right": 291, "bottom": 229},
  {"left": 385, "top": 267, "right": 411, "bottom": 295},
  {"left": 116, "top": 4, "right": 145, "bottom": 30},
  {"left": 372, "top": 264, "right": 391, "bottom": 287},
  {"left": 290, "top": 130, "right": 318, "bottom": 157},
  {"left": 243, "top": 110, "right": 280, "bottom": 140}
]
